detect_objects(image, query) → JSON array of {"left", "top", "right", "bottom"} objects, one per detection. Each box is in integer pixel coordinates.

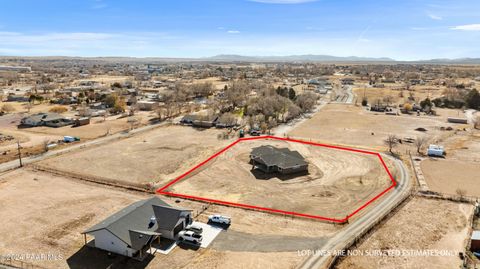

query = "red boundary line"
[{"left": 156, "top": 136, "right": 397, "bottom": 223}]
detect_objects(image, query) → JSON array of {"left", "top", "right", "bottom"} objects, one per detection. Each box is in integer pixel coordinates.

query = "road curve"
[{"left": 298, "top": 154, "right": 411, "bottom": 269}]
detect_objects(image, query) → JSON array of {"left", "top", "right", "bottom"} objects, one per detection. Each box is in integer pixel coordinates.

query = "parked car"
[
  {"left": 249, "top": 129, "right": 261, "bottom": 136},
  {"left": 185, "top": 223, "right": 203, "bottom": 234},
  {"left": 208, "top": 214, "right": 231, "bottom": 225},
  {"left": 178, "top": 230, "right": 202, "bottom": 244}
]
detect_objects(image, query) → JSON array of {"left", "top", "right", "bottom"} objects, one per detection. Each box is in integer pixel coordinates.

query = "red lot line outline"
[{"left": 156, "top": 136, "right": 397, "bottom": 223}]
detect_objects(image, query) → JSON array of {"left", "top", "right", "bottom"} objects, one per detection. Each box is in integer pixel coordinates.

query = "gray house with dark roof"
[
  {"left": 82, "top": 197, "right": 192, "bottom": 260},
  {"left": 250, "top": 145, "right": 308, "bottom": 175},
  {"left": 20, "top": 113, "right": 73, "bottom": 128}
]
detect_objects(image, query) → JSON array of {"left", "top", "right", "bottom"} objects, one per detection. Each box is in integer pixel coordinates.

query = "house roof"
[
  {"left": 24, "top": 113, "right": 65, "bottom": 123},
  {"left": 83, "top": 196, "right": 191, "bottom": 249},
  {"left": 250, "top": 145, "right": 307, "bottom": 169}
]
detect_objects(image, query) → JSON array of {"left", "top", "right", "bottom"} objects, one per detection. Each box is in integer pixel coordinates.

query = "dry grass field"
[
  {"left": 0, "top": 169, "right": 150, "bottom": 269},
  {"left": 167, "top": 138, "right": 394, "bottom": 220},
  {"left": 352, "top": 85, "right": 445, "bottom": 105},
  {"left": 0, "top": 168, "right": 340, "bottom": 269},
  {"left": 38, "top": 125, "right": 230, "bottom": 187},
  {"left": 421, "top": 134, "right": 480, "bottom": 197},
  {"left": 336, "top": 197, "right": 473, "bottom": 269},
  {"left": 289, "top": 103, "right": 466, "bottom": 149}
]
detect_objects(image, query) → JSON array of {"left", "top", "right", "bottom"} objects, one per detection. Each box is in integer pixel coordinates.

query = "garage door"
[{"left": 173, "top": 222, "right": 184, "bottom": 235}]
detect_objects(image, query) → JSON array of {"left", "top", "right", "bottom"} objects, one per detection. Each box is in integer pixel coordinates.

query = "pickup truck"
[
  {"left": 208, "top": 214, "right": 231, "bottom": 225},
  {"left": 185, "top": 223, "right": 203, "bottom": 234},
  {"left": 178, "top": 230, "right": 202, "bottom": 244}
]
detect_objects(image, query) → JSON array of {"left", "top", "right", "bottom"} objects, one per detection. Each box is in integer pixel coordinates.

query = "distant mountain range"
[
  {"left": 203, "top": 54, "right": 395, "bottom": 62},
  {"left": 203, "top": 54, "right": 480, "bottom": 64},
  {"left": 1, "top": 54, "right": 480, "bottom": 64}
]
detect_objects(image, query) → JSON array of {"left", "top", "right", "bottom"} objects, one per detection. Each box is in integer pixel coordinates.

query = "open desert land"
[
  {"left": 22, "top": 112, "right": 155, "bottom": 140},
  {"left": 0, "top": 168, "right": 150, "bottom": 269},
  {"left": 289, "top": 103, "right": 468, "bottom": 149},
  {"left": 73, "top": 75, "right": 134, "bottom": 84},
  {"left": 352, "top": 85, "right": 445, "bottom": 105},
  {"left": 421, "top": 133, "right": 480, "bottom": 197},
  {"left": 167, "top": 138, "right": 395, "bottom": 220},
  {"left": 335, "top": 197, "right": 473, "bottom": 269},
  {"left": 0, "top": 168, "right": 341, "bottom": 269},
  {"left": 37, "top": 125, "right": 230, "bottom": 188}
]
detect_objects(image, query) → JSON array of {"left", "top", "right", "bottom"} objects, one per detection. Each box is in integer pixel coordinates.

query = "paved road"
[
  {"left": 297, "top": 154, "right": 411, "bottom": 269},
  {"left": 0, "top": 121, "right": 168, "bottom": 173}
]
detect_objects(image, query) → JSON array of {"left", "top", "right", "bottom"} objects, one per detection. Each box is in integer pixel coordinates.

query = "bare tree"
[
  {"left": 218, "top": 112, "right": 237, "bottom": 126},
  {"left": 414, "top": 136, "right": 428, "bottom": 155},
  {"left": 42, "top": 138, "right": 50, "bottom": 153},
  {"left": 456, "top": 188, "right": 467, "bottom": 200},
  {"left": 474, "top": 114, "right": 480, "bottom": 130},
  {"left": 129, "top": 104, "right": 138, "bottom": 116},
  {"left": 384, "top": 134, "right": 399, "bottom": 153},
  {"left": 155, "top": 107, "right": 166, "bottom": 121},
  {"left": 295, "top": 92, "right": 318, "bottom": 112}
]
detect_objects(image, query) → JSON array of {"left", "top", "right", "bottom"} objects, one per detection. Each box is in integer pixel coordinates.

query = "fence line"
[
  {"left": 326, "top": 190, "right": 415, "bottom": 269},
  {"left": 0, "top": 259, "right": 49, "bottom": 269},
  {"left": 30, "top": 165, "right": 154, "bottom": 194}
]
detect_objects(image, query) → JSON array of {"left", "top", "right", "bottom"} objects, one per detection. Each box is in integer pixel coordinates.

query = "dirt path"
[{"left": 211, "top": 230, "right": 329, "bottom": 252}]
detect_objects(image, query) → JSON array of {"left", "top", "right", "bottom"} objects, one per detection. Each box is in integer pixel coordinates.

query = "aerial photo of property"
[{"left": 1, "top": 0, "right": 480, "bottom": 268}]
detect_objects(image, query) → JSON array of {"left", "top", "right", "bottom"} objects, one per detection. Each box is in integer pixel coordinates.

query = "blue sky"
[{"left": 0, "top": 0, "right": 479, "bottom": 60}]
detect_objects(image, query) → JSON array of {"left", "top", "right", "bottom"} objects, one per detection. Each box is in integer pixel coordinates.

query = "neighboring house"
[
  {"left": 6, "top": 94, "right": 29, "bottom": 102},
  {"left": 250, "top": 145, "right": 308, "bottom": 175},
  {"left": 20, "top": 113, "right": 73, "bottom": 128},
  {"left": 82, "top": 197, "right": 192, "bottom": 260},
  {"left": 341, "top": 78, "right": 355, "bottom": 85},
  {"left": 447, "top": 117, "right": 468, "bottom": 124},
  {"left": 137, "top": 100, "right": 159, "bottom": 111},
  {"left": 181, "top": 114, "right": 219, "bottom": 128}
]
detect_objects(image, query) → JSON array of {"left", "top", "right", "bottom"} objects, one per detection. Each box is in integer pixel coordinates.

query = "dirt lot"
[
  {"left": 289, "top": 103, "right": 466, "bottom": 149},
  {"left": 0, "top": 168, "right": 339, "bottom": 269},
  {"left": 38, "top": 125, "right": 230, "bottom": 187},
  {"left": 352, "top": 84, "right": 445, "bottom": 105},
  {"left": 335, "top": 197, "right": 473, "bottom": 269},
  {"left": 167, "top": 138, "right": 394, "bottom": 220},
  {"left": 0, "top": 169, "right": 150, "bottom": 269},
  {"left": 421, "top": 133, "right": 480, "bottom": 197}
]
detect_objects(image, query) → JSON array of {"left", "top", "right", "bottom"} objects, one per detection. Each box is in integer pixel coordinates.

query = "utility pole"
[{"left": 17, "top": 140, "right": 23, "bottom": 167}]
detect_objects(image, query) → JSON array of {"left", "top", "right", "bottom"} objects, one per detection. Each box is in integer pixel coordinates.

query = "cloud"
[
  {"left": 427, "top": 13, "right": 442, "bottom": 20},
  {"left": 450, "top": 24, "right": 480, "bottom": 31},
  {"left": 92, "top": 0, "right": 107, "bottom": 9},
  {"left": 248, "top": 0, "right": 318, "bottom": 4},
  {"left": 227, "top": 30, "right": 240, "bottom": 34},
  {"left": 0, "top": 31, "right": 178, "bottom": 56}
]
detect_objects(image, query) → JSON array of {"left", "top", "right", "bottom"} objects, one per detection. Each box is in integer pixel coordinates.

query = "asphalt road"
[{"left": 297, "top": 154, "right": 411, "bottom": 269}]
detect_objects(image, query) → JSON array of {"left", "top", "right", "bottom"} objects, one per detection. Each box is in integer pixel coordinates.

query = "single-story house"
[
  {"left": 447, "top": 117, "right": 468, "bottom": 124},
  {"left": 341, "top": 78, "right": 355, "bottom": 85},
  {"left": 137, "top": 100, "right": 159, "bottom": 111},
  {"left": 7, "top": 94, "right": 29, "bottom": 102},
  {"left": 20, "top": 113, "right": 73, "bottom": 128},
  {"left": 250, "top": 145, "right": 308, "bottom": 175},
  {"left": 180, "top": 114, "right": 219, "bottom": 128},
  {"left": 82, "top": 197, "right": 192, "bottom": 260}
]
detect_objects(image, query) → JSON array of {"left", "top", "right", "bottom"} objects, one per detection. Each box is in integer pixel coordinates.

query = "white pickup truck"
[
  {"left": 178, "top": 230, "right": 202, "bottom": 244},
  {"left": 208, "top": 214, "right": 231, "bottom": 225}
]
